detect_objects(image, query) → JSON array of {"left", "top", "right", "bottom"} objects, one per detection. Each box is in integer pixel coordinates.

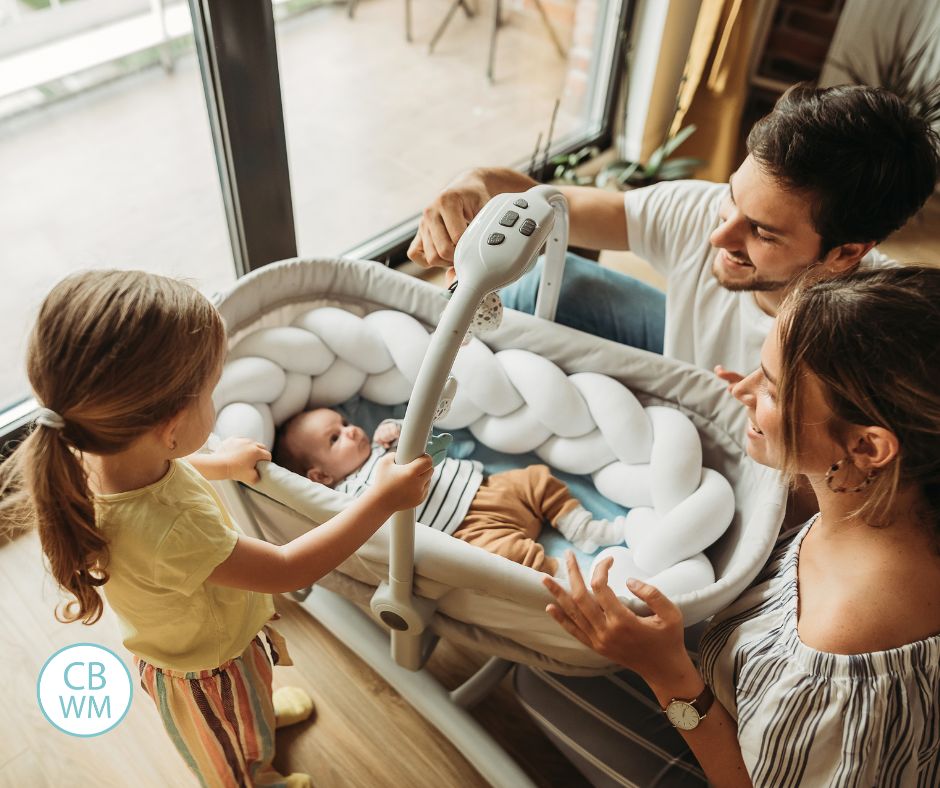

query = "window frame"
[{"left": 0, "top": 0, "right": 634, "bottom": 445}]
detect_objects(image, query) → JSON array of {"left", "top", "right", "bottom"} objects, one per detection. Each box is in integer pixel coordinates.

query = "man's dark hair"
[{"left": 746, "top": 84, "right": 939, "bottom": 253}]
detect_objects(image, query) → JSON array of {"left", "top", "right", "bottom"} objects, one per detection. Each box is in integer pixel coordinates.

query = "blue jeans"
[{"left": 500, "top": 253, "right": 666, "bottom": 354}]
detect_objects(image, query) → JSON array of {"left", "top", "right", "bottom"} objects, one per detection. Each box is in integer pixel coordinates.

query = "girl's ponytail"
[{"left": 28, "top": 424, "right": 109, "bottom": 623}]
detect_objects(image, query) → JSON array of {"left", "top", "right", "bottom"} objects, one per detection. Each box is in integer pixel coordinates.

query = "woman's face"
[{"left": 732, "top": 327, "right": 843, "bottom": 476}]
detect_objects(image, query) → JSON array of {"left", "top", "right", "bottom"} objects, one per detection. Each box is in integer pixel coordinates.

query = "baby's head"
[{"left": 276, "top": 408, "right": 371, "bottom": 486}]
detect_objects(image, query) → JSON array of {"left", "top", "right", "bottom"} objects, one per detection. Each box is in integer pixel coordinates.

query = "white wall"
[
  {"left": 819, "top": 0, "right": 940, "bottom": 90},
  {"left": 619, "top": 0, "right": 701, "bottom": 162}
]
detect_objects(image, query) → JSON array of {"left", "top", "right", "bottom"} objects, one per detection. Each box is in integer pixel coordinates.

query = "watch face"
[{"left": 666, "top": 700, "right": 701, "bottom": 731}]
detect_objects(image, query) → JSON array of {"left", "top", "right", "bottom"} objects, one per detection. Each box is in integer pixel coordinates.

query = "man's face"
[{"left": 709, "top": 155, "right": 824, "bottom": 292}]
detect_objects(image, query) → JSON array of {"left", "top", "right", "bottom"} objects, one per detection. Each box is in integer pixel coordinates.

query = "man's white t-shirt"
[{"left": 624, "top": 180, "right": 892, "bottom": 375}]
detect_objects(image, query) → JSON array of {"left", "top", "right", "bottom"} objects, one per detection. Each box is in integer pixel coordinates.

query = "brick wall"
[
  {"left": 510, "top": 0, "right": 596, "bottom": 111},
  {"left": 561, "top": 0, "right": 598, "bottom": 110},
  {"left": 756, "top": 0, "right": 846, "bottom": 84}
]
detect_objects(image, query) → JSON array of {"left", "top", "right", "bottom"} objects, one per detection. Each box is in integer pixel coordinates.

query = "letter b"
[{"left": 88, "top": 662, "right": 106, "bottom": 691}]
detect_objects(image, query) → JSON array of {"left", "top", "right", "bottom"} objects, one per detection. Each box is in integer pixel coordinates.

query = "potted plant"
[{"left": 595, "top": 124, "right": 704, "bottom": 190}]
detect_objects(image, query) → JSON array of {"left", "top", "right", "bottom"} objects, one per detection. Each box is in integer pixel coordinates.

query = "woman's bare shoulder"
[{"left": 798, "top": 536, "right": 940, "bottom": 655}]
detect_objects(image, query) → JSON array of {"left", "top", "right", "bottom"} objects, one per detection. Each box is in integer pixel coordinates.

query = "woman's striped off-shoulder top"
[{"left": 700, "top": 516, "right": 940, "bottom": 787}]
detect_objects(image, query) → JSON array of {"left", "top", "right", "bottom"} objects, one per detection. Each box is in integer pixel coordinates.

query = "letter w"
[{"left": 59, "top": 695, "right": 85, "bottom": 718}]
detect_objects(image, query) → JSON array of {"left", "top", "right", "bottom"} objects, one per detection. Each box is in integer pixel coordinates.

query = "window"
[
  {"left": 0, "top": 0, "right": 628, "bottom": 431},
  {"left": 0, "top": 0, "right": 234, "bottom": 411},
  {"left": 275, "top": 0, "right": 627, "bottom": 256}
]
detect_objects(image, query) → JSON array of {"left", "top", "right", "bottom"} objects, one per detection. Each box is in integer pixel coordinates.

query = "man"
[{"left": 408, "top": 85, "right": 939, "bottom": 384}]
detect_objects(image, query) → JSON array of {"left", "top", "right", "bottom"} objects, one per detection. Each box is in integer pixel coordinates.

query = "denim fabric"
[{"left": 500, "top": 252, "right": 666, "bottom": 355}]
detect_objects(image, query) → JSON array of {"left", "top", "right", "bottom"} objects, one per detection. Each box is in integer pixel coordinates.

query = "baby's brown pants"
[{"left": 451, "top": 464, "right": 580, "bottom": 576}]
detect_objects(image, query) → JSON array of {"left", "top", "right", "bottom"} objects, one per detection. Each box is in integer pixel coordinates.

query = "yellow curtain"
[{"left": 669, "top": 0, "right": 760, "bottom": 183}]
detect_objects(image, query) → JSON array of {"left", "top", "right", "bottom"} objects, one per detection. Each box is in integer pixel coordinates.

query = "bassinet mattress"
[{"left": 211, "top": 257, "right": 786, "bottom": 674}]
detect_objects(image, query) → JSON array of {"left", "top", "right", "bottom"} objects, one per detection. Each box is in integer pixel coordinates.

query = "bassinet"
[{"left": 210, "top": 254, "right": 785, "bottom": 786}]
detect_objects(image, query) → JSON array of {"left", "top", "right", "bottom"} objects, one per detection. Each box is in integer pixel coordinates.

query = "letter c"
[{"left": 64, "top": 662, "right": 84, "bottom": 690}]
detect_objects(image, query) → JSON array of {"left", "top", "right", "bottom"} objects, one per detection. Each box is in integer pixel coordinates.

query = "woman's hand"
[
  {"left": 543, "top": 552, "right": 692, "bottom": 685},
  {"left": 373, "top": 453, "right": 434, "bottom": 511}
]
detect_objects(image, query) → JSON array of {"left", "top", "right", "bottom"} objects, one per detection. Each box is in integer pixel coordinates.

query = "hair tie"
[{"left": 36, "top": 407, "right": 65, "bottom": 430}]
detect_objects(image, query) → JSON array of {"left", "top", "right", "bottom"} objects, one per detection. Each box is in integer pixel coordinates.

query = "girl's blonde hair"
[
  {"left": 776, "top": 265, "right": 940, "bottom": 535},
  {"left": 0, "top": 270, "right": 225, "bottom": 624}
]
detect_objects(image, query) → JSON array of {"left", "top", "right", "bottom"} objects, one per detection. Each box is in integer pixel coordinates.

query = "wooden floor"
[{"left": 0, "top": 527, "right": 588, "bottom": 788}]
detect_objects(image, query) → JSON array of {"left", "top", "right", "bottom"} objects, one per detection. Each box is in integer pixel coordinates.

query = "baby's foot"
[
  {"left": 285, "top": 773, "right": 313, "bottom": 788},
  {"left": 556, "top": 506, "right": 626, "bottom": 553},
  {"left": 274, "top": 686, "right": 315, "bottom": 729}
]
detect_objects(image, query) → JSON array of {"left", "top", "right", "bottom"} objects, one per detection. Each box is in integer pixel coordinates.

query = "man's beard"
[{"left": 710, "top": 252, "right": 816, "bottom": 293}]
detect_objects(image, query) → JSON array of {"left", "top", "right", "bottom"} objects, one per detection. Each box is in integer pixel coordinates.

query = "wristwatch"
[{"left": 663, "top": 684, "right": 714, "bottom": 731}]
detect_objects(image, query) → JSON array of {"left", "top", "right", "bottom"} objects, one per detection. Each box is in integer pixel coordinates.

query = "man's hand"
[
  {"left": 373, "top": 421, "right": 401, "bottom": 449},
  {"left": 407, "top": 174, "right": 490, "bottom": 271},
  {"left": 714, "top": 365, "right": 744, "bottom": 394},
  {"left": 408, "top": 168, "right": 540, "bottom": 274}
]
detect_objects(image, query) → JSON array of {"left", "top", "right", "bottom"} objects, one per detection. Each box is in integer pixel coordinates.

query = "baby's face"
[{"left": 294, "top": 409, "right": 371, "bottom": 483}]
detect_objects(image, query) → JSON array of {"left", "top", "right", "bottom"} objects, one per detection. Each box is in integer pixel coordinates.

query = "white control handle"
[{"left": 370, "top": 186, "right": 570, "bottom": 670}]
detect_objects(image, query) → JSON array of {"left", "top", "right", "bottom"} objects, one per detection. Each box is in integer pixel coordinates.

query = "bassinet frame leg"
[
  {"left": 450, "top": 657, "right": 514, "bottom": 710},
  {"left": 302, "top": 586, "right": 537, "bottom": 788}
]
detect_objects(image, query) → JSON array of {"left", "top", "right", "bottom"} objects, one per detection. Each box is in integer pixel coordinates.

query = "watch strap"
[
  {"left": 663, "top": 683, "right": 715, "bottom": 721},
  {"left": 689, "top": 683, "right": 714, "bottom": 719}
]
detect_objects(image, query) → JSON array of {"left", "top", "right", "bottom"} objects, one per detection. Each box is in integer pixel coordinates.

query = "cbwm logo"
[{"left": 37, "top": 643, "right": 132, "bottom": 736}]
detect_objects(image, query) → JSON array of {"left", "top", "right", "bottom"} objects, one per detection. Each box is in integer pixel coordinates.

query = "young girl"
[{"left": 1, "top": 270, "right": 433, "bottom": 788}]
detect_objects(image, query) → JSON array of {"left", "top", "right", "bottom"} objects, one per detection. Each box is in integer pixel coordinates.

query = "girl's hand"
[
  {"left": 543, "top": 552, "right": 690, "bottom": 685},
  {"left": 373, "top": 453, "right": 434, "bottom": 511},
  {"left": 373, "top": 421, "right": 402, "bottom": 449},
  {"left": 216, "top": 437, "right": 271, "bottom": 484}
]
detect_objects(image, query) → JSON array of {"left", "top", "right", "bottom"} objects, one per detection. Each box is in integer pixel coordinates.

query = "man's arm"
[{"left": 408, "top": 167, "right": 629, "bottom": 269}]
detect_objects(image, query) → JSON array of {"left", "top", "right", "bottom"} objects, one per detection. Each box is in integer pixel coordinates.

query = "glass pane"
[
  {"left": 0, "top": 0, "right": 234, "bottom": 409},
  {"left": 276, "top": 0, "right": 622, "bottom": 256}
]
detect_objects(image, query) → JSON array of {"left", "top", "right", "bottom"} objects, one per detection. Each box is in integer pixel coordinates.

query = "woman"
[{"left": 542, "top": 266, "right": 940, "bottom": 786}]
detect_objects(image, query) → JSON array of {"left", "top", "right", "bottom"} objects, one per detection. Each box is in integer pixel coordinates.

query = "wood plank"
[{"left": 0, "top": 530, "right": 588, "bottom": 787}]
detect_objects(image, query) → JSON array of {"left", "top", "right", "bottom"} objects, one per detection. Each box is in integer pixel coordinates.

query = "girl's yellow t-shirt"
[{"left": 95, "top": 459, "right": 274, "bottom": 672}]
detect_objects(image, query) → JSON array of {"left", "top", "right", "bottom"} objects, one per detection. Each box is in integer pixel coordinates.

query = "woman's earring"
[
  {"left": 825, "top": 457, "right": 877, "bottom": 494},
  {"left": 169, "top": 439, "right": 178, "bottom": 451}
]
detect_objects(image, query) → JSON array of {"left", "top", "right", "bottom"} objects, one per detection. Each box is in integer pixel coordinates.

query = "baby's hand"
[
  {"left": 373, "top": 453, "right": 433, "bottom": 511},
  {"left": 216, "top": 437, "right": 271, "bottom": 484},
  {"left": 373, "top": 421, "right": 402, "bottom": 449}
]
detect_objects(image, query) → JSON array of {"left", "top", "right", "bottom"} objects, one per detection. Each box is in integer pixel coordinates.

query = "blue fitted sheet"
[{"left": 341, "top": 397, "right": 629, "bottom": 575}]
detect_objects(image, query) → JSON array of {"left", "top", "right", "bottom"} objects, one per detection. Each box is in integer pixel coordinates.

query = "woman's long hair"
[
  {"left": 776, "top": 265, "right": 940, "bottom": 536},
  {"left": 0, "top": 270, "right": 225, "bottom": 623}
]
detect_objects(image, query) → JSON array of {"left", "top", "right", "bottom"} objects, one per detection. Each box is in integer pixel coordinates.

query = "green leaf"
[
  {"left": 656, "top": 157, "right": 705, "bottom": 179},
  {"left": 616, "top": 161, "right": 642, "bottom": 185},
  {"left": 646, "top": 144, "right": 667, "bottom": 175},
  {"left": 661, "top": 124, "right": 697, "bottom": 158}
]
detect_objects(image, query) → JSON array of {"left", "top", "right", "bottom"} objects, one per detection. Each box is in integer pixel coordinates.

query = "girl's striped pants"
[{"left": 135, "top": 628, "right": 293, "bottom": 788}]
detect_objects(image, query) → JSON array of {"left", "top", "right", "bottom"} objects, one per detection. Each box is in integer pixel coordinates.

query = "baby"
[{"left": 276, "top": 408, "right": 625, "bottom": 576}]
